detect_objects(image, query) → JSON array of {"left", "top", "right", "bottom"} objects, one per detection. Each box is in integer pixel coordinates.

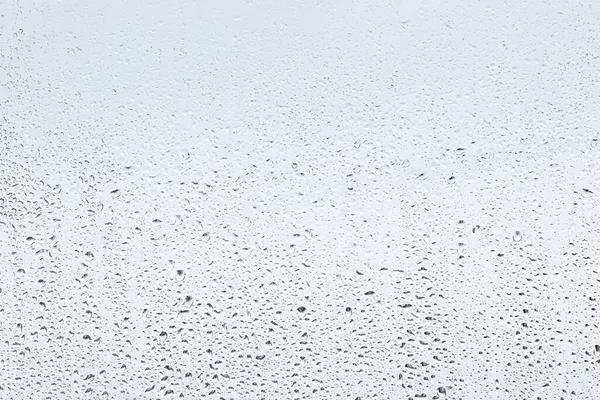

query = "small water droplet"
[{"left": 513, "top": 231, "right": 522, "bottom": 242}]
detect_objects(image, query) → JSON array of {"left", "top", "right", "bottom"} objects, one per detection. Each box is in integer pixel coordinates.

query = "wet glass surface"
[{"left": 1, "top": 1, "right": 600, "bottom": 399}]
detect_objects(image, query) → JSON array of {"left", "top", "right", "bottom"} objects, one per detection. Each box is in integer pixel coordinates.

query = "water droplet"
[{"left": 513, "top": 231, "right": 522, "bottom": 242}]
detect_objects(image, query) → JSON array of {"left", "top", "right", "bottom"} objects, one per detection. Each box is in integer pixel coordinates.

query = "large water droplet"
[{"left": 513, "top": 231, "right": 522, "bottom": 242}]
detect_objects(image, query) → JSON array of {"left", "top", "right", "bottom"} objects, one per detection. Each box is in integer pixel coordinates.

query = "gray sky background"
[{"left": 1, "top": 0, "right": 599, "bottom": 398}]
